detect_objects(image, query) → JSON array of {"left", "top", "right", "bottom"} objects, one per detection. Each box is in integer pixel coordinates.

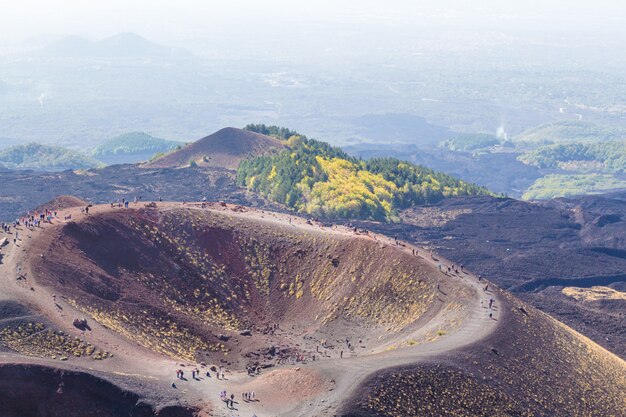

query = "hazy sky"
[{"left": 2, "top": 0, "right": 625, "bottom": 43}]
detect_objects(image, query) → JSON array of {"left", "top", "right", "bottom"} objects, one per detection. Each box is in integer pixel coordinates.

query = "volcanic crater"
[{"left": 0, "top": 202, "right": 624, "bottom": 417}]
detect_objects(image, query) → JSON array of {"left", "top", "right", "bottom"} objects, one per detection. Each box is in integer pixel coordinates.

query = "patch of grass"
[{"left": 522, "top": 173, "right": 626, "bottom": 200}]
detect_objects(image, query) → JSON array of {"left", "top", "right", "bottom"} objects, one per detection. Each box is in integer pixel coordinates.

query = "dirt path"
[{"left": 0, "top": 202, "right": 502, "bottom": 417}]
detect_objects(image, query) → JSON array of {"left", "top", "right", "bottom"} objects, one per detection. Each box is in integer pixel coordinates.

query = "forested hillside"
[
  {"left": 519, "top": 141, "right": 626, "bottom": 173},
  {"left": 91, "top": 132, "right": 183, "bottom": 158},
  {"left": 237, "top": 133, "right": 490, "bottom": 221},
  {"left": 514, "top": 121, "right": 626, "bottom": 145},
  {"left": 243, "top": 124, "right": 302, "bottom": 140},
  {"left": 522, "top": 174, "right": 626, "bottom": 200},
  {"left": 0, "top": 143, "right": 102, "bottom": 171},
  {"left": 441, "top": 133, "right": 502, "bottom": 152}
]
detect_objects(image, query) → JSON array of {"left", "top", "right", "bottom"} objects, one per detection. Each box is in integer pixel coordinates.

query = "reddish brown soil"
[
  {"left": 28, "top": 203, "right": 446, "bottom": 367},
  {"left": 34, "top": 195, "right": 88, "bottom": 213},
  {"left": 144, "top": 127, "right": 285, "bottom": 169}
]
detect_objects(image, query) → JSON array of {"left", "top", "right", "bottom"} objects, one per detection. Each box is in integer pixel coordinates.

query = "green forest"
[
  {"left": 237, "top": 132, "right": 490, "bottom": 221},
  {"left": 441, "top": 133, "right": 502, "bottom": 152},
  {"left": 91, "top": 132, "right": 183, "bottom": 157},
  {"left": 0, "top": 143, "right": 103, "bottom": 171},
  {"left": 513, "top": 121, "right": 626, "bottom": 145},
  {"left": 522, "top": 174, "right": 626, "bottom": 200},
  {"left": 519, "top": 141, "right": 626, "bottom": 173},
  {"left": 243, "top": 124, "right": 302, "bottom": 141}
]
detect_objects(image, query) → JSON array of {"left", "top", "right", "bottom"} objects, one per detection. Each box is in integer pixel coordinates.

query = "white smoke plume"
[
  {"left": 496, "top": 124, "right": 508, "bottom": 141},
  {"left": 37, "top": 93, "right": 47, "bottom": 108}
]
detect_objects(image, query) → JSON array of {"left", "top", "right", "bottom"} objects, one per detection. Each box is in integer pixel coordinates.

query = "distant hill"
[
  {"left": 352, "top": 113, "right": 454, "bottom": 145},
  {"left": 40, "top": 32, "right": 193, "bottom": 59},
  {"left": 0, "top": 143, "right": 103, "bottom": 171},
  {"left": 440, "top": 133, "right": 502, "bottom": 152},
  {"left": 91, "top": 132, "right": 184, "bottom": 165},
  {"left": 519, "top": 140, "right": 626, "bottom": 173},
  {"left": 522, "top": 174, "right": 626, "bottom": 200},
  {"left": 518, "top": 140, "right": 626, "bottom": 200},
  {"left": 35, "top": 195, "right": 88, "bottom": 213},
  {"left": 514, "top": 121, "right": 626, "bottom": 145},
  {"left": 237, "top": 134, "right": 491, "bottom": 221},
  {"left": 144, "top": 127, "right": 286, "bottom": 169}
]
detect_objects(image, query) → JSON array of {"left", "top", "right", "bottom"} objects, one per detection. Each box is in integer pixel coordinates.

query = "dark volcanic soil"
[
  {"left": 356, "top": 193, "right": 626, "bottom": 359},
  {"left": 0, "top": 164, "right": 278, "bottom": 222},
  {"left": 341, "top": 289, "right": 626, "bottom": 417},
  {"left": 0, "top": 364, "right": 197, "bottom": 417}
]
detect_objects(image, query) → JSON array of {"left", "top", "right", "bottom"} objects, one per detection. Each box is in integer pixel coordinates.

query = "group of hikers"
[
  {"left": 174, "top": 365, "right": 227, "bottom": 384},
  {"left": 2, "top": 208, "right": 57, "bottom": 232},
  {"left": 484, "top": 296, "right": 496, "bottom": 319},
  {"left": 437, "top": 262, "right": 465, "bottom": 276},
  {"left": 1, "top": 209, "right": 60, "bottom": 246},
  {"left": 172, "top": 365, "right": 260, "bottom": 415},
  {"left": 110, "top": 197, "right": 133, "bottom": 208},
  {"left": 218, "top": 389, "right": 256, "bottom": 411},
  {"left": 1, "top": 203, "right": 100, "bottom": 247}
]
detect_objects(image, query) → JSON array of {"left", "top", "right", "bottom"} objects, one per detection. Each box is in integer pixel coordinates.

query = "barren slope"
[{"left": 144, "top": 127, "right": 285, "bottom": 169}]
